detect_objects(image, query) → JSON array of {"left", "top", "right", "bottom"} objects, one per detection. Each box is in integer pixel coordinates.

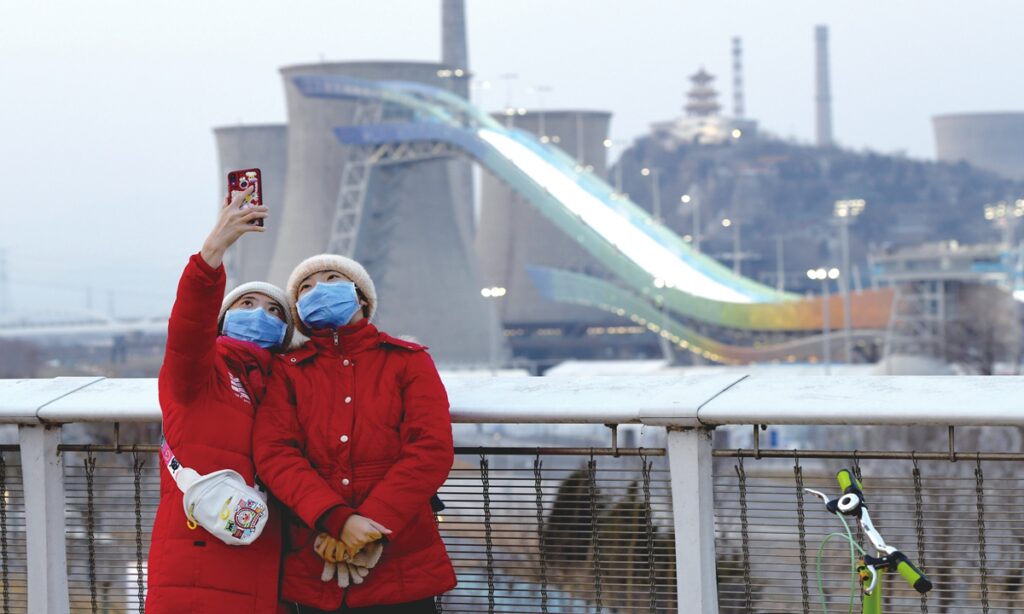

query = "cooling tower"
[
  {"left": 476, "top": 110, "right": 615, "bottom": 327},
  {"left": 933, "top": 113, "right": 1024, "bottom": 181},
  {"left": 267, "top": 61, "right": 494, "bottom": 365},
  {"left": 212, "top": 124, "right": 288, "bottom": 287}
]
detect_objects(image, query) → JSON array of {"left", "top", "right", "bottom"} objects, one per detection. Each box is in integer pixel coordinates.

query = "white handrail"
[
  {"left": 2, "top": 374, "right": 1023, "bottom": 426},
  {"left": 8, "top": 373, "right": 1023, "bottom": 614}
]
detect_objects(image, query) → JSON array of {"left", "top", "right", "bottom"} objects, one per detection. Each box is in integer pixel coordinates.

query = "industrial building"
[
  {"left": 213, "top": 0, "right": 499, "bottom": 366},
  {"left": 263, "top": 60, "right": 496, "bottom": 367},
  {"left": 933, "top": 112, "right": 1024, "bottom": 181},
  {"left": 213, "top": 124, "right": 288, "bottom": 288}
]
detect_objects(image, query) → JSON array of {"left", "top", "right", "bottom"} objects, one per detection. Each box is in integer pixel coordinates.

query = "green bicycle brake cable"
[{"left": 815, "top": 512, "right": 867, "bottom": 614}]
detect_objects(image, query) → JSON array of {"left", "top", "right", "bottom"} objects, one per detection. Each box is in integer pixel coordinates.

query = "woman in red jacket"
[
  {"left": 147, "top": 188, "right": 293, "bottom": 613},
  {"left": 253, "top": 254, "right": 456, "bottom": 613}
]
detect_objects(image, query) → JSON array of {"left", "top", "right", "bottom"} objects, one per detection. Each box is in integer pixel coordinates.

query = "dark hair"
[{"left": 356, "top": 287, "right": 371, "bottom": 318}]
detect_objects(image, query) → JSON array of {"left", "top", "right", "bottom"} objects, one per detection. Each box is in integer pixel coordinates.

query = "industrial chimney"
[
  {"left": 815, "top": 25, "right": 834, "bottom": 146},
  {"left": 442, "top": 0, "right": 469, "bottom": 98},
  {"left": 731, "top": 37, "right": 744, "bottom": 118}
]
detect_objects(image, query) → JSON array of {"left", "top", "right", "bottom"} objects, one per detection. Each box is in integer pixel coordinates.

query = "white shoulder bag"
[{"left": 160, "top": 439, "right": 269, "bottom": 546}]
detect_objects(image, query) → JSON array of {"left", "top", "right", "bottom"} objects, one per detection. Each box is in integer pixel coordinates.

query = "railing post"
[
  {"left": 666, "top": 426, "right": 718, "bottom": 613},
  {"left": 19, "top": 424, "right": 70, "bottom": 614}
]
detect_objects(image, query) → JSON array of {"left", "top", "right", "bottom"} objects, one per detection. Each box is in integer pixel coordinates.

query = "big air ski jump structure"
[{"left": 217, "top": 68, "right": 893, "bottom": 366}]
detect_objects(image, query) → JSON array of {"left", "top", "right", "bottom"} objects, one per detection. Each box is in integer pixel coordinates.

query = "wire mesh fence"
[
  {"left": 436, "top": 450, "right": 676, "bottom": 613},
  {"left": 63, "top": 449, "right": 155, "bottom": 614},
  {"left": 714, "top": 452, "right": 1024, "bottom": 613},
  {"left": 0, "top": 450, "right": 26, "bottom": 614},
  {"left": 49, "top": 445, "right": 675, "bottom": 614},
  {"left": 1, "top": 433, "right": 1022, "bottom": 612}
]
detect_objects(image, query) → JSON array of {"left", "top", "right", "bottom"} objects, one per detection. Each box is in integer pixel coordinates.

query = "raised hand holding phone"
[
  {"left": 227, "top": 168, "right": 264, "bottom": 227},
  {"left": 200, "top": 186, "right": 267, "bottom": 268}
]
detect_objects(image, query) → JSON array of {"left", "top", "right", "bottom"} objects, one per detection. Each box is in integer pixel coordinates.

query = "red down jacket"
[
  {"left": 146, "top": 253, "right": 282, "bottom": 613},
  {"left": 252, "top": 319, "right": 456, "bottom": 609}
]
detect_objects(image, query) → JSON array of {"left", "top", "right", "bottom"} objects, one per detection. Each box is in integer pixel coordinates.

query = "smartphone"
[{"left": 227, "top": 168, "right": 264, "bottom": 227}]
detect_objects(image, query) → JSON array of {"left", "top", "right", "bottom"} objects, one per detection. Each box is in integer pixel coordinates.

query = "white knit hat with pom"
[
  {"left": 218, "top": 281, "right": 294, "bottom": 351},
  {"left": 286, "top": 254, "right": 377, "bottom": 332}
]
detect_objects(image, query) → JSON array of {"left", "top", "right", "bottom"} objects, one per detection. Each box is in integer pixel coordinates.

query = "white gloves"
[
  {"left": 314, "top": 536, "right": 384, "bottom": 587},
  {"left": 320, "top": 558, "right": 368, "bottom": 588}
]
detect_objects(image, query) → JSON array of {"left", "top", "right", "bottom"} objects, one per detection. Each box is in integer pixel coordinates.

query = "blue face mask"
[
  {"left": 297, "top": 281, "right": 361, "bottom": 330},
  {"left": 222, "top": 308, "right": 287, "bottom": 349}
]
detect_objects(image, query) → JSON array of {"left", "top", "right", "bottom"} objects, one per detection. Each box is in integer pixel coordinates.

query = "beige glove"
[
  {"left": 314, "top": 533, "right": 347, "bottom": 564},
  {"left": 315, "top": 535, "right": 385, "bottom": 587},
  {"left": 350, "top": 540, "right": 384, "bottom": 569},
  {"left": 316, "top": 540, "right": 385, "bottom": 587},
  {"left": 320, "top": 559, "right": 354, "bottom": 588}
]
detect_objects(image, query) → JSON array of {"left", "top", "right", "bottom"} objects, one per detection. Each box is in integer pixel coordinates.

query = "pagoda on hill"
[
  {"left": 650, "top": 62, "right": 756, "bottom": 146},
  {"left": 684, "top": 68, "right": 722, "bottom": 117}
]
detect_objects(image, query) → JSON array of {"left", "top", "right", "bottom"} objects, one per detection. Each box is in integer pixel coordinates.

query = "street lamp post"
[
  {"left": 497, "top": 73, "right": 519, "bottom": 127},
  {"left": 469, "top": 77, "right": 492, "bottom": 110},
  {"left": 531, "top": 85, "right": 552, "bottom": 142},
  {"left": 807, "top": 267, "right": 839, "bottom": 374},
  {"left": 834, "top": 199, "right": 866, "bottom": 363},
  {"left": 652, "top": 279, "right": 674, "bottom": 364},
  {"left": 641, "top": 167, "right": 662, "bottom": 222},
  {"left": 984, "top": 199, "right": 1024, "bottom": 247},
  {"left": 604, "top": 138, "right": 628, "bottom": 194},
  {"left": 680, "top": 188, "right": 701, "bottom": 252},
  {"left": 721, "top": 217, "right": 741, "bottom": 274},
  {"left": 983, "top": 202, "right": 1024, "bottom": 373},
  {"left": 481, "top": 286, "right": 507, "bottom": 371},
  {"left": 775, "top": 235, "right": 785, "bottom": 294}
]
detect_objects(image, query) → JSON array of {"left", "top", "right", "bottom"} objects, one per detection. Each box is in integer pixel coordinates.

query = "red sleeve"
[
  {"left": 316, "top": 505, "right": 357, "bottom": 538},
  {"left": 253, "top": 368, "right": 353, "bottom": 529},
  {"left": 357, "top": 351, "right": 454, "bottom": 535},
  {"left": 159, "top": 253, "right": 225, "bottom": 402}
]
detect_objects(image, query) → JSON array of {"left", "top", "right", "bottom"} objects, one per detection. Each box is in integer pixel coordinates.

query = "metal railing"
[{"left": 1, "top": 374, "right": 1024, "bottom": 613}]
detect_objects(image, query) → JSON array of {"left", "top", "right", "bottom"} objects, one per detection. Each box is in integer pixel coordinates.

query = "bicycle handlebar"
[
  {"left": 832, "top": 468, "right": 933, "bottom": 595},
  {"left": 836, "top": 468, "right": 861, "bottom": 493},
  {"left": 893, "top": 552, "right": 933, "bottom": 594}
]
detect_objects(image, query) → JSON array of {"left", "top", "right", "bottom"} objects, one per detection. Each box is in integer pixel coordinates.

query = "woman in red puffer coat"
[
  {"left": 253, "top": 254, "right": 456, "bottom": 613},
  {"left": 146, "top": 188, "right": 292, "bottom": 613}
]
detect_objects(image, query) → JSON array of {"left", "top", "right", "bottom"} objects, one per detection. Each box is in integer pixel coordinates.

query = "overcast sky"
[{"left": 3, "top": 1, "right": 1023, "bottom": 318}]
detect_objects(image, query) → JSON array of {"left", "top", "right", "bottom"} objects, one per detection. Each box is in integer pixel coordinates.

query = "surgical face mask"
[
  {"left": 297, "top": 281, "right": 360, "bottom": 330},
  {"left": 222, "top": 308, "right": 287, "bottom": 349}
]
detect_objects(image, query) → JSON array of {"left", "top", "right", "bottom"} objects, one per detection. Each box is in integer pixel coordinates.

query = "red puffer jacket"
[
  {"left": 253, "top": 319, "right": 456, "bottom": 610},
  {"left": 146, "top": 253, "right": 282, "bottom": 613}
]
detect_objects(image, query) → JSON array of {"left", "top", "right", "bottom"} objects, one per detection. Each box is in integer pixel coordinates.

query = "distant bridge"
[{"left": 0, "top": 313, "right": 167, "bottom": 340}]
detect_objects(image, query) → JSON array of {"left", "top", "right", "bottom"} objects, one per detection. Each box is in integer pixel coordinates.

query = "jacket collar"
[
  {"left": 216, "top": 335, "right": 273, "bottom": 402},
  {"left": 217, "top": 335, "right": 273, "bottom": 374},
  {"left": 285, "top": 319, "right": 380, "bottom": 363}
]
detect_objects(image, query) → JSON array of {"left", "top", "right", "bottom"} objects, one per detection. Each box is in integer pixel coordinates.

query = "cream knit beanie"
[
  {"left": 286, "top": 254, "right": 377, "bottom": 330},
  {"left": 218, "top": 281, "right": 295, "bottom": 351}
]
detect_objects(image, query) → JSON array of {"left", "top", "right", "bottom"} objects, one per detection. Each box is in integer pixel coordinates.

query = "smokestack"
[
  {"left": 442, "top": 0, "right": 469, "bottom": 98},
  {"left": 815, "top": 25, "right": 834, "bottom": 146},
  {"left": 731, "top": 37, "right": 744, "bottom": 118}
]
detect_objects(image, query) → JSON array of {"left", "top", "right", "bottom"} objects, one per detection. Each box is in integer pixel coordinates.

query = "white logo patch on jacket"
[{"left": 228, "top": 372, "right": 252, "bottom": 404}]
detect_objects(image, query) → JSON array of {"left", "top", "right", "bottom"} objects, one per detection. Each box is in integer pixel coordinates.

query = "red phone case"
[{"left": 227, "top": 168, "right": 263, "bottom": 227}]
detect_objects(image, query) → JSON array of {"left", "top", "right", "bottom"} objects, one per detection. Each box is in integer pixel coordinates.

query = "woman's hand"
[
  {"left": 314, "top": 532, "right": 347, "bottom": 563},
  {"left": 341, "top": 514, "right": 392, "bottom": 559},
  {"left": 200, "top": 186, "right": 267, "bottom": 268}
]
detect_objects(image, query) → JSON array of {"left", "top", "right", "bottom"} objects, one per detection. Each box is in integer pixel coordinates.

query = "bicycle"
[{"left": 805, "top": 468, "right": 932, "bottom": 613}]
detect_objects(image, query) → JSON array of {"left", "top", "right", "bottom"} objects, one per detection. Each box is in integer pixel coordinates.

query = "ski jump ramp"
[{"left": 292, "top": 74, "right": 891, "bottom": 364}]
